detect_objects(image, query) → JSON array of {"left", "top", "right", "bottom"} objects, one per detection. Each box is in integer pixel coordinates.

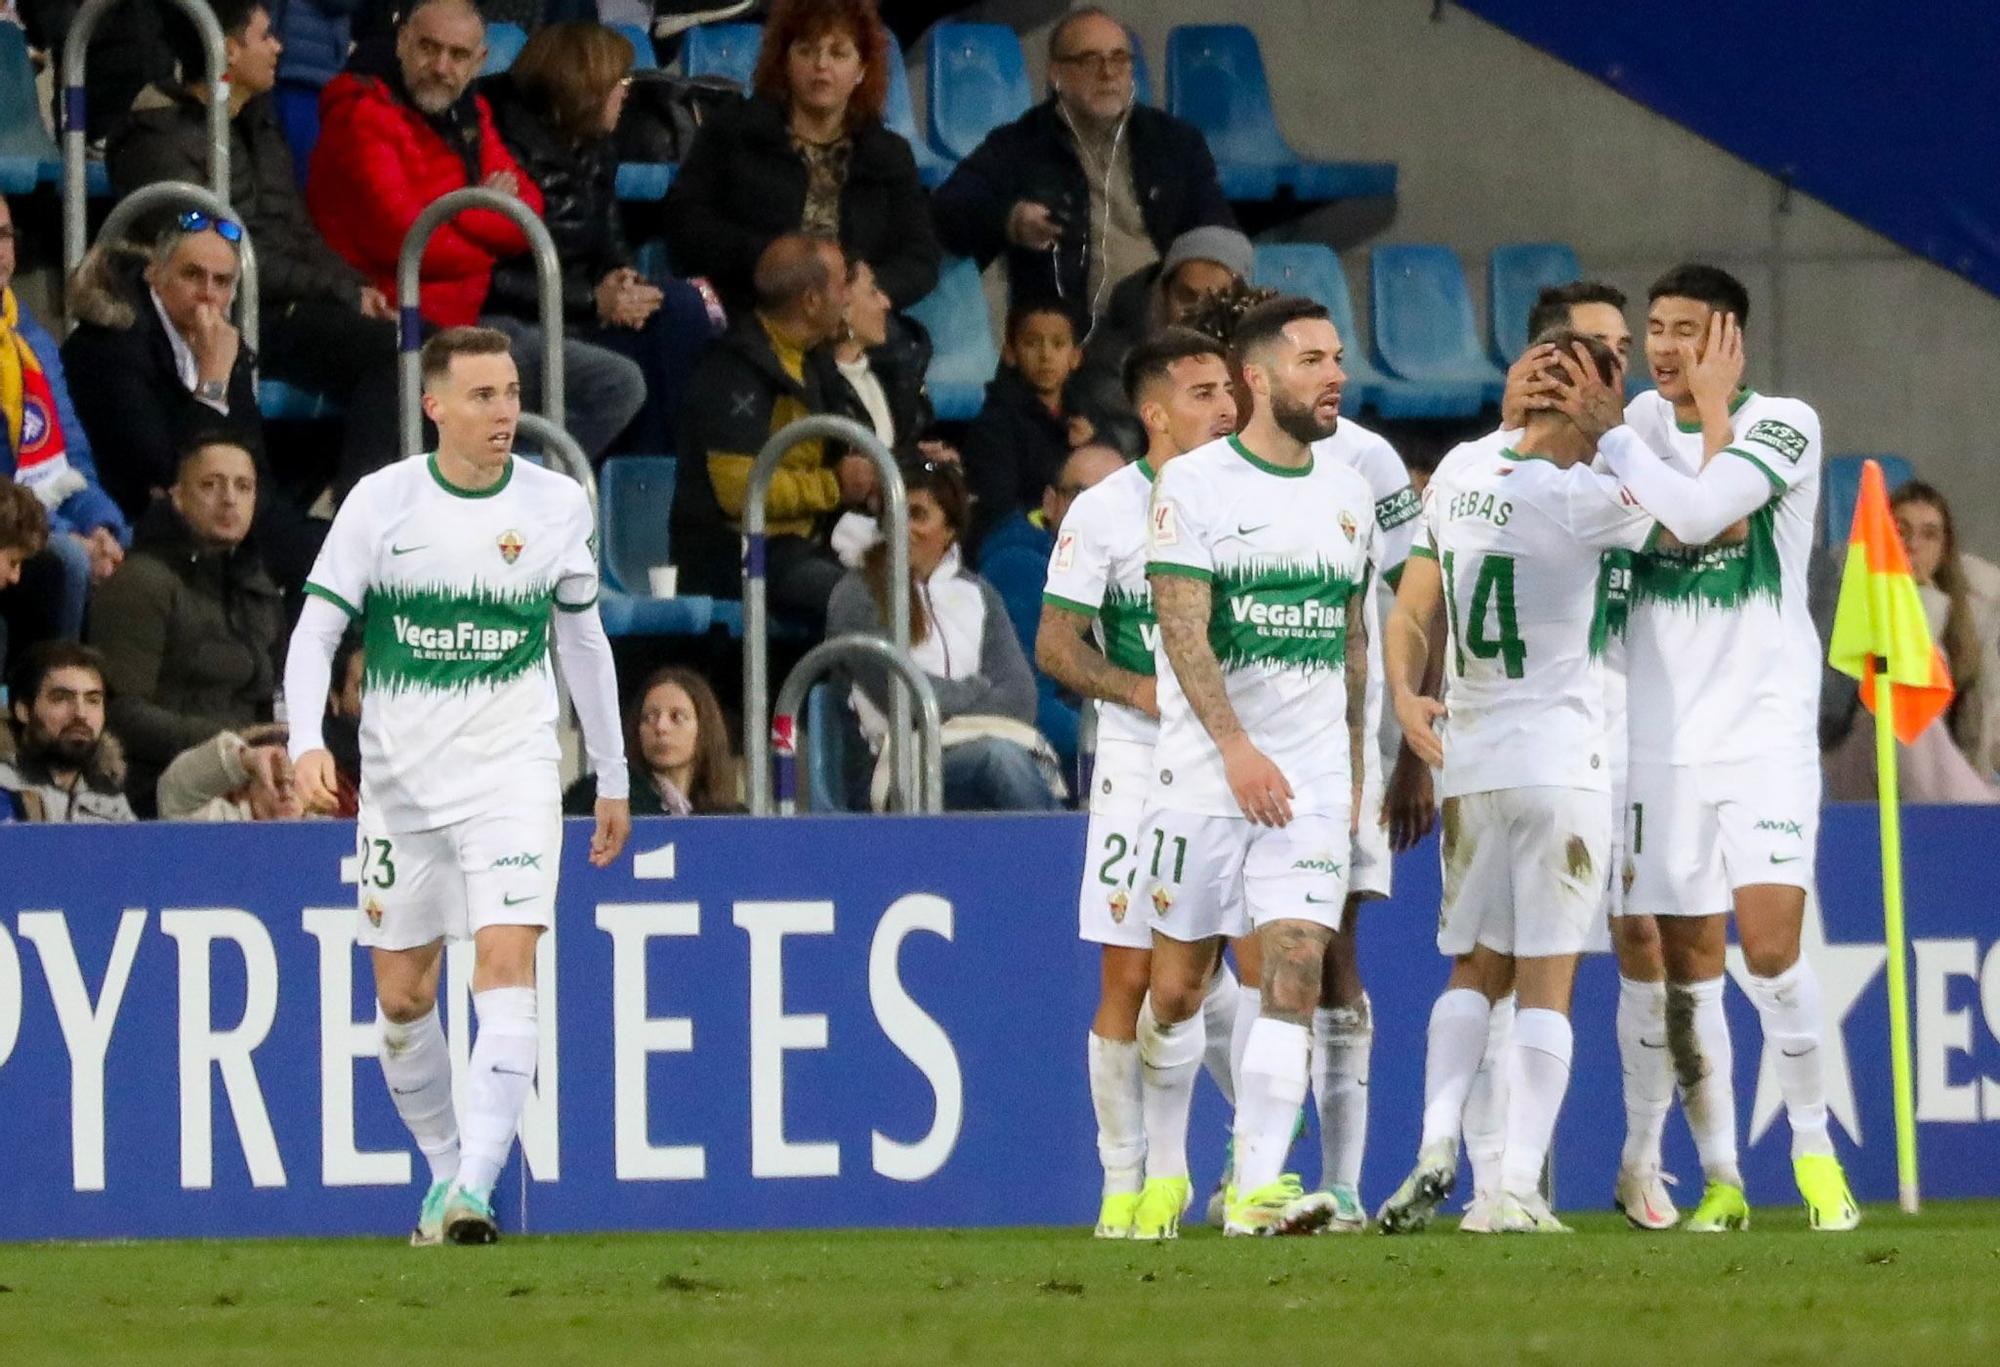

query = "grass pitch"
[{"left": 6, "top": 1203, "right": 2000, "bottom": 1365}]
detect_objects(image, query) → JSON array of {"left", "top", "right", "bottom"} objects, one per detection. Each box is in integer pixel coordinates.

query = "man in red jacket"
[{"left": 306, "top": 0, "right": 643, "bottom": 461}]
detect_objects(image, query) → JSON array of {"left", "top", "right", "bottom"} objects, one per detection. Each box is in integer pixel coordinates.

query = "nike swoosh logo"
[
  {"left": 502, "top": 893, "right": 537, "bottom": 906},
  {"left": 391, "top": 1086, "right": 423, "bottom": 1095},
  {"left": 1769, "top": 854, "right": 1801, "bottom": 865},
  {"left": 1780, "top": 1046, "right": 1816, "bottom": 1058},
  {"left": 493, "top": 1066, "right": 535, "bottom": 1078},
  {"left": 1235, "top": 523, "right": 1270, "bottom": 537},
  {"left": 391, "top": 544, "right": 427, "bottom": 556},
  {"left": 1305, "top": 894, "right": 1340, "bottom": 904},
  {"left": 1638, "top": 1038, "right": 1668, "bottom": 1050}
]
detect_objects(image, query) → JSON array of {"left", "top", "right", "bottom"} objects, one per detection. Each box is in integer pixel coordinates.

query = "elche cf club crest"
[{"left": 497, "top": 530, "right": 525, "bottom": 564}]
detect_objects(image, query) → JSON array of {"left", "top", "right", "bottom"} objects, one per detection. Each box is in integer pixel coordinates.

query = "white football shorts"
[
  {"left": 1349, "top": 779, "right": 1391, "bottom": 903},
  {"left": 1134, "top": 806, "right": 1352, "bottom": 943},
  {"left": 1437, "top": 785, "right": 1612, "bottom": 958},
  {"left": 354, "top": 804, "right": 563, "bottom": 951},
  {"left": 1077, "top": 740, "right": 1153, "bottom": 949},
  {"left": 1624, "top": 755, "right": 1820, "bottom": 919}
]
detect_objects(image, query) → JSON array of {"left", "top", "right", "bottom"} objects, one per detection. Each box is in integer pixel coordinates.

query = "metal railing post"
[
  {"left": 742, "top": 415, "right": 911, "bottom": 815},
  {"left": 84, "top": 181, "right": 257, "bottom": 351},
  {"left": 397, "top": 187, "right": 564, "bottom": 457},
  {"left": 771, "top": 635, "right": 944, "bottom": 815},
  {"left": 514, "top": 412, "right": 597, "bottom": 530},
  {"left": 64, "top": 0, "right": 230, "bottom": 281}
]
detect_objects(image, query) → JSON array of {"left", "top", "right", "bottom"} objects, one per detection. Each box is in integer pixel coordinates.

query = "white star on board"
[{"left": 1726, "top": 894, "right": 1886, "bottom": 1147}]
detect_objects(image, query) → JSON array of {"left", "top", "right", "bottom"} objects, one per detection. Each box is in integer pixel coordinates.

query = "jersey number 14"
[{"left": 1443, "top": 550, "right": 1526, "bottom": 680}]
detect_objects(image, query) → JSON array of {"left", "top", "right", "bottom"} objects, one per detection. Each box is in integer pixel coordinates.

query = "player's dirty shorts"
[
  {"left": 1078, "top": 741, "right": 1153, "bottom": 950},
  {"left": 1437, "top": 786, "right": 1611, "bottom": 958},
  {"left": 1135, "top": 806, "right": 1352, "bottom": 943},
  {"left": 1624, "top": 756, "right": 1820, "bottom": 919},
  {"left": 1349, "top": 780, "right": 1391, "bottom": 904},
  {"left": 354, "top": 804, "right": 563, "bottom": 951}
]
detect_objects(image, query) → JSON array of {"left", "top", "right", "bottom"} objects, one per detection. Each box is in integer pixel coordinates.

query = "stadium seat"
[
  {"left": 611, "top": 22, "right": 657, "bottom": 71},
  {"left": 884, "top": 32, "right": 952, "bottom": 188},
  {"left": 0, "top": 25, "right": 56, "bottom": 194},
  {"left": 925, "top": 22, "right": 1031, "bottom": 163},
  {"left": 258, "top": 378, "right": 342, "bottom": 421},
  {"left": 906, "top": 255, "right": 999, "bottom": 421},
  {"left": 1129, "top": 30, "right": 1154, "bottom": 107},
  {"left": 615, "top": 162, "right": 675, "bottom": 201},
  {"left": 1369, "top": 245, "right": 1505, "bottom": 418},
  {"left": 1163, "top": 25, "right": 1396, "bottom": 202},
  {"left": 680, "top": 22, "right": 762, "bottom": 87},
  {"left": 1488, "top": 241, "right": 1581, "bottom": 363},
  {"left": 481, "top": 22, "right": 528, "bottom": 75},
  {"left": 1822, "top": 454, "right": 1915, "bottom": 550},
  {"left": 597, "top": 456, "right": 718, "bottom": 637},
  {"left": 1250, "top": 243, "right": 1390, "bottom": 415}
]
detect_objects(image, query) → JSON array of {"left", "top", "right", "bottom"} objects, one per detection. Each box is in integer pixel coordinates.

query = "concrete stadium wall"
[{"left": 1032, "top": 1, "right": 2000, "bottom": 554}]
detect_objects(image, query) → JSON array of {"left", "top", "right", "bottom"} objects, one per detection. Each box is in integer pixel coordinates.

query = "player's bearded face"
[{"left": 1268, "top": 361, "right": 1342, "bottom": 444}]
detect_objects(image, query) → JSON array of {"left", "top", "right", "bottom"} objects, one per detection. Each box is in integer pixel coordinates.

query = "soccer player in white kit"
[
  {"left": 1037, "top": 327, "right": 1241, "bottom": 1239},
  {"left": 1376, "top": 332, "right": 1654, "bottom": 1233},
  {"left": 288, "top": 328, "right": 631, "bottom": 1245},
  {"left": 1132, "top": 296, "right": 1376, "bottom": 1237},
  {"left": 1581, "top": 265, "right": 1860, "bottom": 1232}
]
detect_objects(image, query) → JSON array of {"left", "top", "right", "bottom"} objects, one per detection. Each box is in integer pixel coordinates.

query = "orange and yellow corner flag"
[{"left": 1827, "top": 460, "right": 1956, "bottom": 743}]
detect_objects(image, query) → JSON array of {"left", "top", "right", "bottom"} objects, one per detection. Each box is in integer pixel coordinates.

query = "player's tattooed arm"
[
  {"left": 1261, "top": 920, "right": 1336, "bottom": 1026},
  {"left": 1152, "top": 573, "right": 1241, "bottom": 747},
  {"left": 1035, "top": 602, "right": 1157, "bottom": 718}
]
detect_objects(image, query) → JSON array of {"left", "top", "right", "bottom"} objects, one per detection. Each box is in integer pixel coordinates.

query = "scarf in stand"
[{"left": 1, "top": 287, "right": 81, "bottom": 510}]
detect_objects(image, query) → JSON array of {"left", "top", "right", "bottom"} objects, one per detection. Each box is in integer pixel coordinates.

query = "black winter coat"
[
  {"left": 665, "top": 94, "right": 940, "bottom": 311},
  {"left": 932, "top": 99, "right": 1235, "bottom": 312},
  {"left": 960, "top": 366, "right": 1096, "bottom": 551},
  {"left": 482, "top": 73, "right": 633, "bottom": 326},
  {"left": 107, "top": 85, "right": 371, "bottom": 312},
  {"left": 810, "top": 315, "right": 937, "bottom": 460}
]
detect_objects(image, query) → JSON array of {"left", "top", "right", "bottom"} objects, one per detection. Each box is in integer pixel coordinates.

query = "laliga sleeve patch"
[
  {"left": 1150, "top": 499, "right": 1180, "bottom": 548},
  {"left": 1053, "top": 530, "right": 1077, "bottom": 572},
  {"left": 1743, "top": 418, "right": 1808, "bottom": 463}
]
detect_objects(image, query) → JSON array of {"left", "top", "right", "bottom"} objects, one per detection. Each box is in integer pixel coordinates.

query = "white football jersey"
[
  {"left": 304, "top": 454, "right": 599, "bottom": 833},
  {"left": 1620, "top": 389, "right": 1824, "bottom": 765},
  {"left": 1043, "top": 457, "right": 1160, "bottom": 750},
  {"left": 1145, "top": 435, "right": 1377, "bottom": 818},
  {"left": 1418, "top": 433, "right": 1654, "bottom": 798}
]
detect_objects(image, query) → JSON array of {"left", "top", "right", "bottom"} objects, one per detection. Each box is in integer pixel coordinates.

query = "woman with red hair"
[{"left": 666, "top": 0, "right": 939, "bottom": 312}]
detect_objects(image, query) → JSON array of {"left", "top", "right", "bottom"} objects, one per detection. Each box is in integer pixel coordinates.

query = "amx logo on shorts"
[
  {"left": 392, "top": 615, "right": 531, "bottom": 660},
  {"left": 1755, "top": 818, "right": 1805, "bottom": 838},
  {"left": 491, "top": 852, "right": 544, "bottom": 871}
]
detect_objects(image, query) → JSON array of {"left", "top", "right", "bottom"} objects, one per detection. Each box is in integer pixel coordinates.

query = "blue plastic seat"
[
  {"left": 925, "top": 22, "right": 1031, "bottom": 162},
  {"left": 596, "top": 456, "right": 719, "bottom": 637},
  {"left": 906, "top": 256, "right": 999, "bottom": 421},
  {"left": 1164, "top": 25, "right": 1396, "bottom": 202},
  {"left": 615, "top": 162, "right": 675, "bottom": 201},
  {"left": 1370, "top": 245, "right": 1505, "bottom": 418},
  {"left": 0, "top": 25, "right": 56, "bottom": 194},
  {"left": 1488, "top": 241, "right": 1582, "bottom": 363},
  {"left": 1129, "top": 30, "right": 1154, "bottom": 107},
  {"left": 610, "top": 22, "right": 657, "bottom": 71},
  {"left": 1822, "top": 454, "right": 1915, "bottom": 551},
  {"left": 680, "top": 22, "right": 761, "bottom": 87},
  {"left": 883, "top": 31, "right": 952, "bottom": 188},
  {"left": 482, "top": 22, "right": 528, "bottom": 75},
  {"left": 259, "top": 378, "right": 342, "bottom": 421},
  {"left": 1250, "top": 244, "right": 1395, "bottom": 415}
]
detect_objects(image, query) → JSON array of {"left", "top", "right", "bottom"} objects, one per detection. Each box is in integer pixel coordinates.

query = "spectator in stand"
[
  {"left": 932, "top": 6, "right": 1233, "bottom": 319},
  {"left": 86, "top": 437, "right": 283, "bottom": 817},
  {"left": 306, "top": 0, "right": 644, "bottom": 464},
  {"left": 962, "top": 301, "right": 1111, "bottom": 549},
  {"left": 156, "top": 723, "right": 304, "bottom": 820},
  {"left": 665, "top": 0, "right": 939, "bottom": 313},
  {"left": 0, "top": 194, "right": 128, "bottom": 661},
  {"left": 0, "top": 481, "right": 48, "bottom": 677},
  {"left": 827, "top": 458, "right": 1059, "bottom": 812},
  {"left": 0, "top": 642, "right": 136, "bottom": 823},
  {"left": 672, "top": 233, "right": 877, "bottom": 621},
  {"left": 485, "top": 20, "right": 724, "bottom": 454},
  {"left": 109, "top": 0, "right": 408, "bottom": 499},
  {"left": 1895, "top": 481, "right": 1999, "bottom": 775},
  {"left": 20, "top": 0, "right": 194, "bottom": 141},
  {"left": 565, "top": 664, "right": 741, "bottom": 816},
  {"left": 319, "top": 626, "right": 364, "bottom": 816}
]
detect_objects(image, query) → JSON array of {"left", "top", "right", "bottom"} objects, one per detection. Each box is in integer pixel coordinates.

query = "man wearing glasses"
[{"left": 933, "top": 7, "right": 1235, "bottom": 322}]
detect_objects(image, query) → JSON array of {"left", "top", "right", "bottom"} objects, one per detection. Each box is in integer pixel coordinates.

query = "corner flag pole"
[{"left": 1871, "top": 657, "right": 1920, "bottom": 1213}]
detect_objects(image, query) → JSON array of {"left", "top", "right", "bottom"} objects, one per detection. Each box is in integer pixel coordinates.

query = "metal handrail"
[
  {"left": 515, "top": 412, "right": 597, "bottom": 534},
  {"left": 771, "top": 635, "right": 944, "bottom": 815},
  {"left": 64, "top": 0, "right": 230, "bottom": 279},
  {"left": 742, "top": 415, "right": 911, "bottom": 815},
  {"left": 397, "top": 188, "right": 564, "bottom": 456},
  {"left": 85, "top": 180, "right": 257, "bottom": 351}
]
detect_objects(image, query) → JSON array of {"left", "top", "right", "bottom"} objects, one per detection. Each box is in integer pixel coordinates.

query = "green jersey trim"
[
  {"left": 1227, "top": 435, "right": 1314, "bottom": 479},
  {"left": 1207, "top": 559, "right": 1362, "bottom": 673},
  {"left": 1383, "top": 561, "right": 1406, "bottom": 590},
  {"left": 1631, "top": 502, "right": 1781, "bottom": 613},
  {"left": 428, "top": 452, "right": 515, "bottom": 500},
  {"left": 1673, "top": 387, "right": 1757, "bottom": 433},
  {"left": 555, "top": 594, "right": 599, "bottom": 613},
  {"left": 1408, "top": 543, "right": 1438, "bottom": 562},
  {"left": 1042, "top": 590, "right": 1098, "bottom": 617},
  {"left": 1148, "top": 561, "right": 1214, "bottom": 582},
  {"left": 361, "top": 579, "right": 556, "bottom": 695},
  {"left": 1502, "top": 447, "right": 1561, "bottom": 467},
  {"left": 1726, "top": 446, "right": 1787, "bottom": 497},
  {"left": 304, "top": 581, "right": 362, "bottom": 620},
  {"left": 1136, "top": 457, "right": 1158, "bottom": 483}
]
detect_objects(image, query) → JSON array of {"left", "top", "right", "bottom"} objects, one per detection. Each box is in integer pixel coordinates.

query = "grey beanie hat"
[{"left": 1158, "top": 226, "right": 1255, "bottom": 282}]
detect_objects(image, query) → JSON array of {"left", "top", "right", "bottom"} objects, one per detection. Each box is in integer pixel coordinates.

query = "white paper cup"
[{"left": 648, "top": 565, "right": 679, "bottom": 598}]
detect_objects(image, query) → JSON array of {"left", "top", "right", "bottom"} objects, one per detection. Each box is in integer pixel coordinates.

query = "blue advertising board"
[{"left": 0, "top": 806, "right": 1995, "bottom": 1240}]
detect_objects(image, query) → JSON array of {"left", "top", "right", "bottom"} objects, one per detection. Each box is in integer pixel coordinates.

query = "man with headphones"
[{"left": 933, "top": 7, "right": 1236, "bottom": 326}]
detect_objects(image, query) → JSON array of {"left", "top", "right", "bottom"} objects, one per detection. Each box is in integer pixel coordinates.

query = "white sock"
[
  {"left": 456, "top": 987, "right": 539, "bottom": 1201},
  {"left": 1311, "top": 995, "right": 1371, "bottom": 1191},
  {"left": 1088, "top": 1033, "right": 1145, "bottom": 1196},
  {"left": 1499, "top": 1007, "right": 1574, "bottom": 1198},
  {"left": 1667, "top": 977, "right": 1741, "bottom": 1186},
  {"left": 1200, "top": 961, "right": 1240, "bottom": 1108},
  {"left": 379, "top": 1006, "right": 459, "bottom": 1185},
  {"left": 1420, "top": 988, "right": 1492, "bottom": 1154},
  {"left": 1137, "top": 996, "right": 1204, "bottom": 1181},
  {"left": 1617, "top": 976, "right": 1674, "bottom": 1171},
  {"left": 1463, "top": 994, "right": 1513, "bottom": 1196},
  {"left": 1744, "top": 959, "right": 1834, "bottom": 1158},
  {"left": 1233, "top": 1017, "right": 1311, "bottom": 1196},
  {"left": 1228, "top": 982, "right": 1260, "bottom": 1104}
]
